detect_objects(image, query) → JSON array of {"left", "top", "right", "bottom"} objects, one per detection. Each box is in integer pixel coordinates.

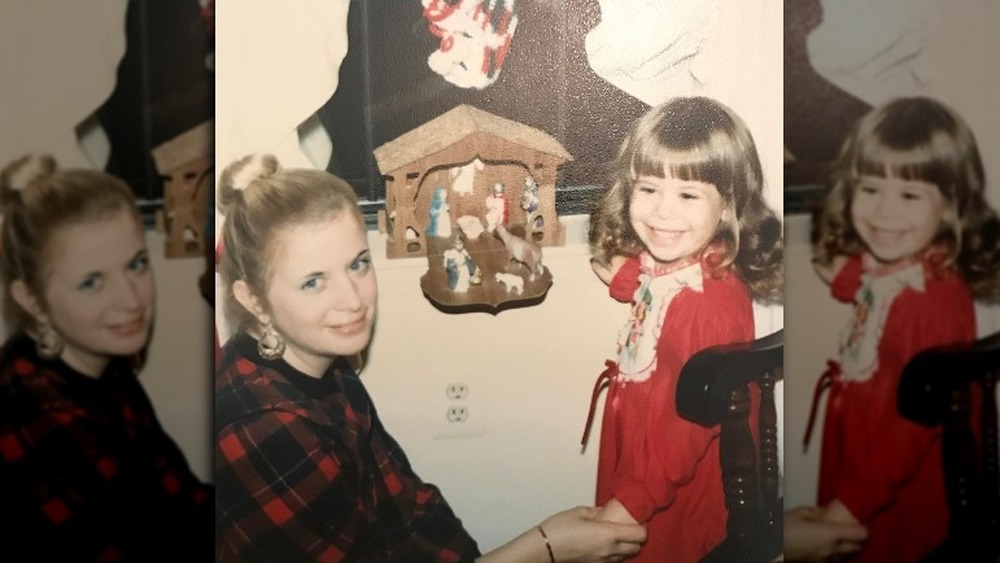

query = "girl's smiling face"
[
  {"left": 628, "top": 172, "right": 726, "bottom": 265},
  {"left": 851, "top": 174, "right": 946, "bottom": 264}
]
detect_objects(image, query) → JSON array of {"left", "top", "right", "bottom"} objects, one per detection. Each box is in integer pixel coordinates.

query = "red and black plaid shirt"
[
  {"left": 0, "top": 333, "right": 213, "bottom": 561},
  {"left": 215, "top": 331, "right": 480, "bottom": 562}
]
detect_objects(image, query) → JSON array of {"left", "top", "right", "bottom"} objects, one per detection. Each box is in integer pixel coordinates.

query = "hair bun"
[
  {"left": 217, "top": 153, "right": 280, "bottom": 214},
  {"left": 1, "top": 154, "right": 57, "bottom": 190},
  {"left": 0, "top": 154, "right": 58, "bottom": 207}
]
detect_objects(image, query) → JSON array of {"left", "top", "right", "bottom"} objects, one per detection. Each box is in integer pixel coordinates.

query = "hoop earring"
[
  {"left": 36, "top": 318, "right": 64, "bottom": 360},
  {"left": 257, "top": 322, "right": 286, "bottom": 360}
]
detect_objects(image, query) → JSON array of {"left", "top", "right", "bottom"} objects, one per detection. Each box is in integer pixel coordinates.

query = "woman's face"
[
  {"left": 43, "top": 208, "right": 155, "bottom": 376},
  {"left": 263, "top": 212, "right": 377, "bottom": 378}
]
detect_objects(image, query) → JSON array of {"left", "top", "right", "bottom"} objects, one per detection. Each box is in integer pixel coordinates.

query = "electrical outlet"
[
  {"left": 445, "top": 382, "right": 469, "bottom": 401},
  {"left": 433, "top": 403, "right": 485, "bottom": 439},
  {"left": 446, "top": 405, "right": 469, "bottom": 422},
  {"left": 433, "top": 383, "right": 484, "bottom": 439}
]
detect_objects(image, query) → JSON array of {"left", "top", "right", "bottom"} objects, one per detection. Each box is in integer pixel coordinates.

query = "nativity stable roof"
[
  {"left": 152, "top": 120, "right": 213, "bottom": 173},
  {"left": 373, "top": 104, "right": 572, "bottom": 173}
]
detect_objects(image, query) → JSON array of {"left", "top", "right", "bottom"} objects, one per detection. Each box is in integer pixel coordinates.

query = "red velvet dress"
[
  {"left": 586, "top": 253, "right": 756, "bottom": 563},
  {"left": 816, "top": 255, "right": 976, "bottom": 562}
]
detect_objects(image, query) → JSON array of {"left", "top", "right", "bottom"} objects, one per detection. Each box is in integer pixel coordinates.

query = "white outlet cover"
[
  {"left": 446, "top": 382, "right": 469, "bottom": 401},
  {"left": 433, "top": 403, "right": 486, "bottom": 440},
  {"left": 446, "top": 405, "right": 469, "bottom": 422}
]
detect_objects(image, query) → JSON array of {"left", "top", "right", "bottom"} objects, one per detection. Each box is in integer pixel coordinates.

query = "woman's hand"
[
  {"left": 539, "top": 506, "right": 646, "bottom": 562},
  {"left": 784, "top": 505, "right": 867, "bottom": 562},
  {"left": 593, "top": 498, "right": 639, "bottom": 526},
  {"left": 477, "top": 506, "right": 645, "bottom": 563},
  {"left": 591, "top": 256, "right": 627, "bottom": 286},
  {"left": 815, "top": 499, "right": 860, "bottom": 526}
]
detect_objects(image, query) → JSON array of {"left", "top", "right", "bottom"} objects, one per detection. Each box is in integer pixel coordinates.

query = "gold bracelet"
[{"left": 537, "top": 525, "right": 556, "bottom": 563}]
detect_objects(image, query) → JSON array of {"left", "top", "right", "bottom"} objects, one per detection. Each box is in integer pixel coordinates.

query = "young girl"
[
  {"left": 807, "top": 96, "right": 1000, "bottom": 562},
  {"left": 0, "top": 155, "right": 212, "bottom": 560},
  {"left": 214, "top": 154, "right": 646, "bottom": 562},
  {"left": 584, "top": 96, "right": 783, "bottom": 562}
]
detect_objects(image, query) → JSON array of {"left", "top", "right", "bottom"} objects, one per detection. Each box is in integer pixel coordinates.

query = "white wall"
[
  {"left": 782, "top": 215, "right": 848, "bottom": 508},
  {"left": 137, "top": 229, "right": 214, "bottom": 483},
  {"left": 361, "top": 217, "right": 616, "bottom": 549}
]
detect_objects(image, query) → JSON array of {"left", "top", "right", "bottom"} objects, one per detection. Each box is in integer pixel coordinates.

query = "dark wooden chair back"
[
  {"left": 898, "top": 330, "right": 1000, "bottom": 562},
  {"left": 676, "top": 329, "right": 784, "bottom": 563}
]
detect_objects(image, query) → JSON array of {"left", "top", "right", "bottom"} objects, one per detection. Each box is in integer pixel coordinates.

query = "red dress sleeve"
[
  {"left": 831, "top": 255, "right": 863, "bottom": 303},
  {"left": 835, "top": 277, "right": 976, "bottom": 522},
  {"left": 609, "top": 256, "right": 642, "bottom": 303},
  {"left": 612, "top": 278, "right": 754, "bottom": 522}
]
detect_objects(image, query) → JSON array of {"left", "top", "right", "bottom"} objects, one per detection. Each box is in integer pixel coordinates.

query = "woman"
[
  {"left": 0, "top": 155, "right": 213, "bottom": 560},
  {"left": 215, "top": 154, "right": 647, "bottom": 561}
]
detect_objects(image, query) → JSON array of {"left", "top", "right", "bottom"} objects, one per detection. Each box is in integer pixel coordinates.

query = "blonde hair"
[
  {"left": 589, "top": 96, "right": 783, "bottom": 303},
  {"left": 0, "top": 155, "right": 140, "bottom": 333},
  {"left": 812, "top": 96, "right": 1000, "bottom": 301},
  {"left": 217, "top": 154, "right": 364, "bottom": 330}
]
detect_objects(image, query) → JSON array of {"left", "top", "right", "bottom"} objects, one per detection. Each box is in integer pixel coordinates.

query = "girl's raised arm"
[
  {"left": 811, "top": 255, "right": 849, "bottom": 286},
  {"left": 590, "top": 256, "right": 628, "bottom": 287}
]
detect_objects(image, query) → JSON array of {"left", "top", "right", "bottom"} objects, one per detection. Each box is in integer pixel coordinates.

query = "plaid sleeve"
[
  {"left": 0, "top": 377, "right": 212, "bottom": 561},
  {"left": 216, "top": 408, "right": 480, "bottom": 562},
  {"left": 120, "top": 380, "right": 215, "bottom": 554},
  {"left": 1, "top": 400, "right": 108, "bottom": 560},
  {"left": 363, "top": 407, "right": 480, "bottom": 562},
  {"left": 216, "top": 411, "right": 372, "bottom": 561}
]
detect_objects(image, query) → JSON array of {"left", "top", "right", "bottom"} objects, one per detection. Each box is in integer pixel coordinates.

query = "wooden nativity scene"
[
  {"left": 374, "top": 104, "right": 570, "bottom": 313},
  {"left": 152, "top": 120, "right": 212, "bottom": 259}
]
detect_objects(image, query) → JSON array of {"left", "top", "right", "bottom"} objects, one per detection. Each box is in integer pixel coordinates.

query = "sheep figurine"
[{"left": 494, "top": 272, "right": 524, "bottom": 295}]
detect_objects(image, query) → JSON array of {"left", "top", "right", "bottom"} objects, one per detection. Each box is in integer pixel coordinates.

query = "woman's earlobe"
[
  {"left": 10, "top": 280, "right": 43, "bottom": 318},
  {"left": 232, "top": 280, "right": 266, "bottom": 321}
]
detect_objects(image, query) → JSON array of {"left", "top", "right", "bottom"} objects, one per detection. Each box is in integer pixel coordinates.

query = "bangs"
[
  {"left": 628, "top": 130, "right": 737, "bottom": 193},
  {"left": 852, "top": 98, "right": 966, "bottom": 192},
  {"left": 853, "top": 131, "right": 959, "bottom": 191}
]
